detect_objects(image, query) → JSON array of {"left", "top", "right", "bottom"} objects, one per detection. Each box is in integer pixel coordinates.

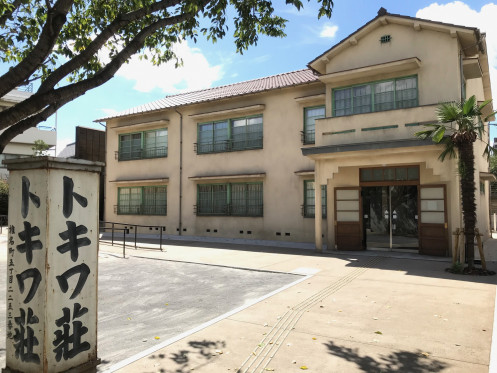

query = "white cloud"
[
  {"left": 416, "top": 2, "right": 497, "bottom": 104},
  {"left": 319, "top": 24, "right": 338, "bottom": 38},
  {"left": 115, "top": 40, "right": 223, "bottom": 94},
  {"left": 100, "top": 108, "right": 119, "bottom": 117}
]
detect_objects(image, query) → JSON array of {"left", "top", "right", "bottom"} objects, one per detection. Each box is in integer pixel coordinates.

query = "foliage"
[
  {"left": 490, "top": 153, "right": 497, "bottom": 176},
  {"left": 32, "top": 139, "right": 51, "bottom": 156},
  {"left": 415, "top": 95, "right": 496, "bottom": 269},
  {"left": 0, "top": 0, "right": 334, "bottom": 152},
  {"left": 0, "top": 179, "right": 8, "bottom": 216}
]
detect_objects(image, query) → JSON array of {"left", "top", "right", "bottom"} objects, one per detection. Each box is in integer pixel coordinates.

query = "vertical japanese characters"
[{"left": 8, "top": 175, "right": 93, "bottom": 365}]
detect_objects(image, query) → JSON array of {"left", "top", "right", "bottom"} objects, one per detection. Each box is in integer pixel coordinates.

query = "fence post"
[{"left": 123, "top": 229, "right": 126, "bottom": 258}]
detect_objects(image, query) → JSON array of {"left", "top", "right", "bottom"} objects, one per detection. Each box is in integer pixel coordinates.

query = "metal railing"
[
  {"left": 115, "top": 146, "right": 167, "bottom": 161},
  {"left": 301, "top": 204, "right": 327, "bottom": 219},
  {"left": 194, "top": 136, "right": 263, "bottom": 154},
  {"left": 99, "top": 221, "right": 166, "bottom": 258},
  {"left": 36, "top": 125, "right": 56, "bottom": 131},
  {"left": 17, "top": 83, "right": 33, "bottom": 92},
  {"left": 194, "top": 203, "right": 263, "bottom": 217},
  {"left": 301, "top": 130, "right": 315, "bottom": 144},
  {"left": 114, "top": 205, "right": 167, "bottom": 216},
  {"left": 0, "top": 215, "right": 7, "bottom": 234}
]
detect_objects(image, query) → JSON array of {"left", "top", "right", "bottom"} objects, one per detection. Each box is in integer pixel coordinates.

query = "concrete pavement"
[{"left": 98, "top": 238, "right": 497, "bottom": 373}]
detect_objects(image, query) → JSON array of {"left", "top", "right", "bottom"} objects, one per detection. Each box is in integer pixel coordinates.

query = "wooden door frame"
[
  {"left": 334, "top": 186, "right": 364, "bottom": 250},
  {"left": 418, "top": 184, "right": 449, "bottom": 256}
]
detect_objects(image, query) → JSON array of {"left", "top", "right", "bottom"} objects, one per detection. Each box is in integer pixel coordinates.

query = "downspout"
[
  {"left": 459, "top": 49, "right": 464, "bottom": 101},
  {"left": 175, "top": 109, "right": 183, "bottom": 236}
]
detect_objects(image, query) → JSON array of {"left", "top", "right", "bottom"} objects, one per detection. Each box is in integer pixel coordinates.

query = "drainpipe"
[
  {"left": 175, "top": 109, "right": 183, "bottom": 236},
  {"left": 459, "top": 49, "right": 464, "bottom": 101}
]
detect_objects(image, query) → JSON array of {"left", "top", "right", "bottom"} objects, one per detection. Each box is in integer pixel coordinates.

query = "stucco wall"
[{"left": 105, "top": 83, "right": 326, "bottom": 243}]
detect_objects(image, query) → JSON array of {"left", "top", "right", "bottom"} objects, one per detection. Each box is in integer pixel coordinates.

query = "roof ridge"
[{"left": 161, "top": 68, "right": 313, "bottom": 99}]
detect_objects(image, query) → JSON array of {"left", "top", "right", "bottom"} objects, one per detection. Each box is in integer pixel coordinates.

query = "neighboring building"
[
  {"left": 97, "top": 9, "right": 494, "bottom": 257},
  {"left": 59, "top": 126, "right": 106, "bottom": 219},
  {"left": 0, "top": 84, "right": 57, "bottom": 178}
]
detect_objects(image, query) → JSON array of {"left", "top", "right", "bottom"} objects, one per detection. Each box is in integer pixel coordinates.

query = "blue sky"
[{"left": 3, "top": 1, "right": 496, "bottom": 152}]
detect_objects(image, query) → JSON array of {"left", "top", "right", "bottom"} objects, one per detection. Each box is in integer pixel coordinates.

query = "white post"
[
  {"left": 3, "top": 157, "right": 103, "bottom": 373},
  {"left": 493, "top": 212, "right": 496, "bottom": 232}
]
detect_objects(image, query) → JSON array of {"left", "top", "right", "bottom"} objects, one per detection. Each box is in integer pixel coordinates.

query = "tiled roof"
[{"left": 96, "top": 68, "right": 318, "bottom": 121}]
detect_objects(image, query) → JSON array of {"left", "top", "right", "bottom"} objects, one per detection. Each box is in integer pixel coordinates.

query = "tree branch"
[
  {"left": 0, "top": 11, "right": 198, "bottom": 130},
  {"left": 39, "top": 0, "right": 183, "bottom": 94},
  {"left": 0, "top": 0, "right": 75, "bottom": 98},
  {"left": 0, "top": 0, "right": 24, "bottom": 26},
  {"left": 0, "top": 98, "right": 68, "bottom": 154}
]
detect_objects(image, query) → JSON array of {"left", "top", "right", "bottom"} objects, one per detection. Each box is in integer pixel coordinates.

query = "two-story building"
[{"left": 98, "top": 9, "right": 494, "bottom": 258}]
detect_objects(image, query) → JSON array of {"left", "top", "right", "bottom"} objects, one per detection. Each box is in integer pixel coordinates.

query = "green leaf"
[{"left": 432, "top": 126, "right": 446, "bottom": 143}]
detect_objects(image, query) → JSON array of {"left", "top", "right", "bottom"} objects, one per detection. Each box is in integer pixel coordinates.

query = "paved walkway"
[{"left": 98, "top": 238, "right": 497, "bottom": 373}]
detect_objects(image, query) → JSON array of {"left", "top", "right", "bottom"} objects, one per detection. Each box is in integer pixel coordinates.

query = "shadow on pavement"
[
  {"left": 324, "top": 340, "right": 448, "bottom": 372},
  {"left": 145, "top": 340, "right": 226, "bottom": 373},
  {"left": 101, "top": 237, "right": 497, "bottom": 285}
]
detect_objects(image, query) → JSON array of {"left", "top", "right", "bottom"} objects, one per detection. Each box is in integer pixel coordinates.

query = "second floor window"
[
  {"left": 119, "top": 128, "right": 168, "bottom": 161},
  {"left": 196, "top": 182, "right": 263, "bottom": 216},
  {"left": 196, "top": 115, "right": 263, "bottom": 154},
  {"left": 303, "top": 106, "right": 325, "bottom": 144},
  {"left": 117, "top": 186, "right": 167, "bottom": 215},
  {"left": 333, "top": 76, "right": 417, "bottom": 117}
]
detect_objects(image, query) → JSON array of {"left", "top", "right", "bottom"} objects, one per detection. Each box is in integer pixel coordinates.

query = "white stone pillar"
[{"left": 3, "top": 157, "right": 103, "bottom": 373}]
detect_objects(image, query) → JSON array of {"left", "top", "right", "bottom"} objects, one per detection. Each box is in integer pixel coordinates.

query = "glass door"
[{"left": 362, "top": 186, "right": 418, "bottom": 250}]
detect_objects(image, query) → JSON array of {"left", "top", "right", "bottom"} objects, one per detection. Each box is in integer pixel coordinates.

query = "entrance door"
[
  {"left": 362, "top": 185, "right": 419, "bottom": 250},
  {"left": 335, "top": 187, "right": 363, "bottom": 250},
  {"left": 419, "top": 185, "right": 448, "bottom": 256}
]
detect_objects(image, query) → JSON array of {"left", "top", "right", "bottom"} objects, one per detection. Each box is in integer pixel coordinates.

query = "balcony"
[
  {"left": 115, "top": 146, "right": 167, "bottom": 161},
  {"left": 301, "top": 130, "right": 315, "bottom": 145},
  {"left": 315, "top": 104, "right": 439, "bottom": 148},
  {"left": 194, "top": 203, "right": 263, "bottom": 217},
  {"left": 194, "top": 137, "right": 263, "bottom": 154},
  {"left": 114, "top": 204, "right": 166, "bottom": 215},
  {"left": 301, "top": 204, "right": 327, "bottom": 219}
]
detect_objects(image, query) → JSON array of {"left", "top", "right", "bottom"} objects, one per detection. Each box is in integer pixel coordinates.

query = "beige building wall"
[
  {"left": 103, "top": 12, "right": 493, "bottom": 258},
  {"left": 105, "top": 83, "right": 327, "bottom": 242}
]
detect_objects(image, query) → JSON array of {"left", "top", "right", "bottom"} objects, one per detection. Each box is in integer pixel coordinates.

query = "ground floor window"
[
  {"left": 196, "top": 182, "right": 263, "bottom": 216},
  {"left": 303, "top": 180, "right": 327, "bottom": 218},
  {"left": 117, "top": 186, "right": 167, "bottom": 215}
]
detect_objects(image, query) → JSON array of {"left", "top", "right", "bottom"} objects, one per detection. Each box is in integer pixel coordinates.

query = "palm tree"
[{"left": 416, "top": 95, "right": 494, "bottom": 270}]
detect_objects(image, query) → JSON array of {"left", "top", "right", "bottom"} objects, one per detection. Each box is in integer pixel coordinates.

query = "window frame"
[
  {"left": 118, "top": 128, "right": 168, "bottom": 161},
  {"left": 196, "top": 114, "right": 263, "bottom": 154},
  {"left": 332, "top": 75, "right": 418, "bottom": 117},
  {"left": 196, "top": 182, "right": 263, "bottom": 217},
  {"left": 117, "top": 185, "right": 167, "bottom": 215},
  {"left": 303, "top": 106, "right": 325, "bottom": 145},
  {"left": 303, "top": 180, "right": 327, "bottom": 219}
]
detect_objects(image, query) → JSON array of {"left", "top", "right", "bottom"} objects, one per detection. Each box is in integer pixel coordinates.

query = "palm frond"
[
  {"left": 438, "top": 137, "right": 456, "bottom": 161},
  {"left": 462, "top": 95, "right": 477, "bottom": 115}
]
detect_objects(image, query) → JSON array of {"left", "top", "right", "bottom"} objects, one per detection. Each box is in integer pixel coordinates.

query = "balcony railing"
[
  {"left": 115, "top": 146, "right": 167, "bottom": 161},
  {"left": 114, "top": 204, "right": 167, "bottom": 215},
  {"left": 301, "top": 130, "right": 315, "bottom": 145},
  {"left": 194, "top": 203, "right": 263, "bottom": 217},
  {"left": 301, "top": 204, "right": 327, "bottom": 219},
  {"left": 17, "top": 83, "right": 33, "bottom": 92},
  {"left": 194, "top": 137, "right": 263, "bottom": 154}
]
